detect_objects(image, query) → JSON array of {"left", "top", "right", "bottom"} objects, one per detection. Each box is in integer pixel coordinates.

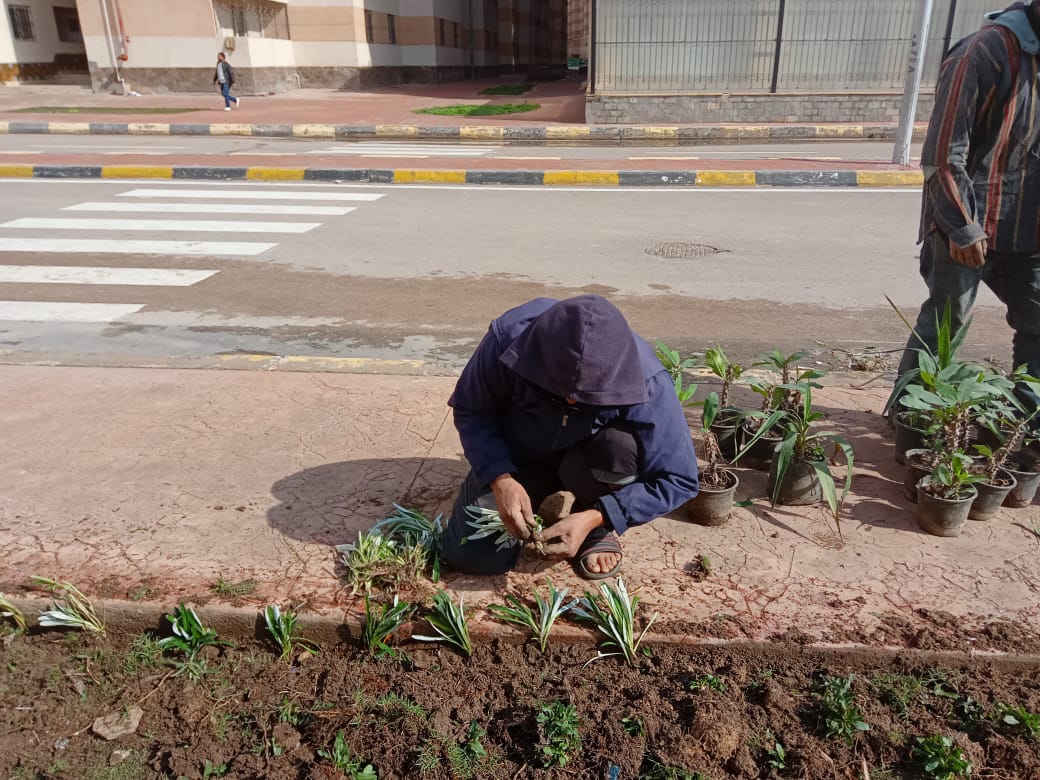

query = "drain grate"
[{"left": 644, "top": 242, "right": 722, "bottom": 259}]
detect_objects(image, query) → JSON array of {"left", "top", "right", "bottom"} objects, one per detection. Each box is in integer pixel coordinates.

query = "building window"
[
  {"left": 387, "top": 14, "right": 396, "bottom": 45},
  {"left": 364, "top": 10, "right": 374, "bottom": 43},
  {"left": 8, "top": 5, "right": 34, "bottom": 40},
  {"left": 231, "top": 7, "right": 248, "bottom": 36},
  {"left": 452, "top": 21, "right": 459, "bottom": 48},
  {"left": 53, "top": 7, "right": 83, "bottom": 44},
  {"left": 437, "top": 18, "right": 445, "bottom": 46}
]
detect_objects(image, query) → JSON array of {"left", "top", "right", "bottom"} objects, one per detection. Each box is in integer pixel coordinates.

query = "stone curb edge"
[
  {"left": 0, "top": 119, "right": 927, "bottom": 143},
  {"left": 0, "top": 164, "right": 924, "bottom": 188}
]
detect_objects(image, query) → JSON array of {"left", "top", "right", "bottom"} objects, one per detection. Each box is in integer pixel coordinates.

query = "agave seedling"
[
  {"left": 263, "top": 604, "right": 319, "bottom": 662},
  {"left": 488, "top": 580, "right": 576, "bottom": 653},
  {"left": 32, "top": 576, "right": 105, "bottom": 635},
  {"left": 361, "top": 594, "right": 414, "bottom": 658},
  {"left": 464, "top": 505, "right": 544, "bottom": 552},
  {"left": 372, "top": 504, "right": 445, "bottom": 582},
  {"left": 0, "top": 594, "right": 27, "bottom": 634},
  {"left": 412, "top": 590, "right": 473, "bottom": 657},
  {"left": 572, "top": 577, "right": 658, "bottom": 665}
]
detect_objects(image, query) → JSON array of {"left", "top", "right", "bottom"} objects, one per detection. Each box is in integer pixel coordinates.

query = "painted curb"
[
  {"left": 0, "top": 120, "right": 929, "bottom": 144},
  {"left": 0, "top": 164, "right": 924, "bottom": 188}
]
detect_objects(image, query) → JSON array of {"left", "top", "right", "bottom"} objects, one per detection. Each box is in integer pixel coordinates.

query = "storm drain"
[{"left": 644, "top": 242, "right": 723, "bottom": 259}]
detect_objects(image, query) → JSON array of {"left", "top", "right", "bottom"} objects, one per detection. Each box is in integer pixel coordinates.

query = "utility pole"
[{"left": 893, "top": 0, "right": 935, "bottom": 166}]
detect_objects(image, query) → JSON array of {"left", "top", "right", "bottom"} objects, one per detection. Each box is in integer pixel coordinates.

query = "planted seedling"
[
  {"left": 372, "top": 504, "right": 445, "bottom": 582},
  {"left": 763, "top": 729, "right": 787, "bottom": 771},
  {"left": 263, "top": 604, "right": 319, "bottom": 662},
  {"left": 535, "top": 700, "right": 581, "bottom": 768},
  {"left": 463, "top": 505, "right": 544, "bottom": 552},
  {"left": 159, "top": 603, "right": 233, "bottom": 680},
  {"left": 32, "top": 576, "right": 105, "bottom": 635},
  {"left": 412, "top": 590, "right": 473, "bottom": 657},
  {"left": 361, "top": 594, "right": 414, "bottom": 658},
  {"left": 996, "top": 703, "right": 1040, "bottom": 739},
  {"left": 487, "top": 580, "right": 576, "bottom": 652},
  {"left": 687, "top": 673, "right": 727, "bottom": 692},
  {"left": 0, "top": 594, "right": 27, "bottom": 635},
  {"left": 814, "top": 674, "right": 869, "bottom": 743},
  {"left": 572, "top": 577, "right": 658, "bottom": 665},
  {"left": 913, "top": 734, "right": 971, "bottom": 779},
  {"left": 621, "top": 715, "right": 646, "bottom": 737},
  {"left": 317, "top": 730, "right": 377, "bottom": 779}
]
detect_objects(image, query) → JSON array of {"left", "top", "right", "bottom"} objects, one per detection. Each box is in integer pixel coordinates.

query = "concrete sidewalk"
[
  {"left": 0, "top": 80, "right": 927, "bottom": 144},
  {"left": 3, "top": 362, "right": 1038, "bottom": 649}
]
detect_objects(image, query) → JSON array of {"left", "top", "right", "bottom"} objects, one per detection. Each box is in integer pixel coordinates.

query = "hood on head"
[{"left": 499, "top": 295, "right": 649, "bottom": 406}]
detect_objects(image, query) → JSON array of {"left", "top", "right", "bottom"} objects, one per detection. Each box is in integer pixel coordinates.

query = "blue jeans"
[
  {"left": 897, "top": 230, "right": 1040, "bottom": 413},
  {"left": 220, "top": 82, "right": 237, "bottom": 108}
]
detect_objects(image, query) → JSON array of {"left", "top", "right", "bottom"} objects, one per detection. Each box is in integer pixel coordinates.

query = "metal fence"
[{"left": 593, "top": 0, "right": 995, "bottom": 94}]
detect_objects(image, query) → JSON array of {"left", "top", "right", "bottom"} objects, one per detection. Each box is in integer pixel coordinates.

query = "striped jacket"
[{"left": 920, "top": 4, "right": 1040, "bottom": 253}]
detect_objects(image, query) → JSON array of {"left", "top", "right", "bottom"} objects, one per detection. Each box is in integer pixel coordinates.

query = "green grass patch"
[
  {"left": 413, "top": 103, "right": 539, "bottom": 117},
  {"left": 12, "top": 106, "right": 200, "bottom": 115},
  {"left": 479, "top": 83, "right": 533, "bottom": 96}
]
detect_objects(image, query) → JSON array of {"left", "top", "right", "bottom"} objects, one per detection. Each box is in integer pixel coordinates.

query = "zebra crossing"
[
  {"left": 0, "top": 182, "right": 385, "bottom": 324},
  {"left": 304, "top": 141, "right": 499, "bottom": 158}
]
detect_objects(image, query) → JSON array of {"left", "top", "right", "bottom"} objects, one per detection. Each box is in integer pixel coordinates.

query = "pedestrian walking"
[
  {"left": 440, "top": 295, "right": 699, "bottom": 580},
  {"left": 897, "top": 1, "right": 1040, "bottom": 418},
  {"left": 213, "top": 52, "right": 240, "bottom": 111}
]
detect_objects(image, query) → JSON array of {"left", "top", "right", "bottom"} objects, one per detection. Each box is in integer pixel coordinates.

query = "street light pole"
[{"left": 893, "top": 0, "right": 935, "bottom": 166}]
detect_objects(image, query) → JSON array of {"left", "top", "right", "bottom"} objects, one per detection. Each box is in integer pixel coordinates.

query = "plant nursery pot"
[
  {"left": 767, "top": 454, "right": 824, "bottom": 506},
  {"left": 915, "top": 478, "right": 977, "bottom": 537},
  {"left": 739, "top": 420, "right": 782, "bottom": 471},
  {"left": 686, "top": 470, "right": 739, "bottom": 527},
  {"left": 969, "top": 469, "right": 1017, "bottom": 521},
  {"left": 903, "top": 449, "right": 933, "bottom": 503},
  {"left": 709, "top": 408, "right": 743, "bottom": 461},
  {"left": 893, "top": 413, "right": 928, "bottom": 466},
  {"left": 1003, "top": 461, "right": 1040, "bottom": 508}
]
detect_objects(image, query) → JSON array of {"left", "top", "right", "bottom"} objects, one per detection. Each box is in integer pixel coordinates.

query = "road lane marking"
[
  {"left": 64, "top": 201, "right": 356, "bottom": 216},
  {"left": 0, "top": 301, "right": 144, "bottom": 322},
  {"left": 116, "top": 188, "right": 384, "bottom": 201},
  {"left": 2, "top": 217, "right": 321, "bottom": 233},
  {"left": 0, "top": 266, "right": 218, "bottom": 286},
  {"left": 0, "top": 238, "right": 275, "bottom": 255}
]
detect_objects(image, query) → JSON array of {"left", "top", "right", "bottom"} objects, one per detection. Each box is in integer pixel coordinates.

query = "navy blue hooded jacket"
[{"left": 448, "top": 296, "right": 699, "bottom": 535}]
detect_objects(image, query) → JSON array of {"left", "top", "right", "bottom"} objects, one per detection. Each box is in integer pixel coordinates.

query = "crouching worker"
[{"left": 441, "top": 295, "right": 699, "bottom": 580}]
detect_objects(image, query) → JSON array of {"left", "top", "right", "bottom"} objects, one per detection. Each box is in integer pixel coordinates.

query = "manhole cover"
[{"left": 644, "top": 242, "right": 722, "bottom": 259}]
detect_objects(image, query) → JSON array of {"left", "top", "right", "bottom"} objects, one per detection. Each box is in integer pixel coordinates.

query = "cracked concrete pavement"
[{"left": 2, "top": 364, "right": 1039, "bottom": 647}]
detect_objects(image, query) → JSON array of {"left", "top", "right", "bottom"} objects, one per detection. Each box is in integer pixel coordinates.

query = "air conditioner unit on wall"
[{"left": 224, "top": 36, "right": 236, "bottom": 50}]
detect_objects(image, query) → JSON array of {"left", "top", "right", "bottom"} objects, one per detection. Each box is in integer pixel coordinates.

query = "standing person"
[
  {"left": 897, "top": 2, "right": 1040, "bottom": 418},
  {"left": 441, "top": 295, "right": 699, "bottom": 580},
  {"left": 213, "top": 52, "right": 240, "bottom": 111}
]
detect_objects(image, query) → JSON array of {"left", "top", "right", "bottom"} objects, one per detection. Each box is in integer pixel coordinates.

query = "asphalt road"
[
  {"left": 0, "top": 134, "right": 921, "bottom": 163},
  {"left": 0, "top": 177, "right": 1010, "bottom": 373}
]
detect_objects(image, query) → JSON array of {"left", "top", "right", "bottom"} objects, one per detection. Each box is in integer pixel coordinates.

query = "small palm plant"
[
  {"left": 572, "top": 577, "right": 658, "bottom": 665},
  {"left": 361, "top": 594, "right": 414, "bottom": 658},
  {"left": 488, "top": 580, "right": 576, "bottom": 653},
  {"left": 32, "top": 576, "right": 105, "bottom": 635},
  {"left": 655, "top": 340, "right": 699, "bottom": 406},
  {"left": 412, "top": 590, "right": 473, "bottom": 657},
  {"left": 263, "top": 604, "right": 319, "bottom": 662}
]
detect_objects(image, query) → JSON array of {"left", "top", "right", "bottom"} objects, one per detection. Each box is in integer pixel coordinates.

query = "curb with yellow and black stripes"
[
  {"left": 0, "top": 163, "right": 924, "bottom": 188},
  {"left": 0, "top": 119, "right": 927, "bottom": 144}
]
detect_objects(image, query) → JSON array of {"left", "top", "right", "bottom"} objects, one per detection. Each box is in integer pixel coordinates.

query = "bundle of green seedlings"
[
  {"left": 572, "top": 577, "right": 658, "bottom": 665},
  {"left": 488, "top": 580, "right": 576, "bottom": 652},
  {"left": 464, "top": 504, "right": 545, "bottom": 553},
  {"left": 32, "top": 576, "right": 106, "bottom": 634},
  {"left": 337, "top": 504, "right": 444, "bottom": 594}
]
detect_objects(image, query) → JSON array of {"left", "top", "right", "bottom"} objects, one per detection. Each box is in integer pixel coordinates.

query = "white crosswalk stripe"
[
  {"left": 306, "top": 142, "right": 499, "bottom": 158},
  {"left": 0, "top": 183, "right": 388, "bottom": 325}
]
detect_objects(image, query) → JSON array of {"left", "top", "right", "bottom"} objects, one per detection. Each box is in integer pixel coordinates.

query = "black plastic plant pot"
[
  {"left": 739, "top": 420, "right": 782, "bottom": 472},
  {"left": 902, "top": 448, "right": 933, "bottom": 503},
  {"left": 767, "top": 454, "right": 823, "bottom": 506},
  {"left": 686, "top": 469, "right": 738, "bottom": 527},
  {"left": 893, "top": 413, "right": 928, "bottom": 466},
  {"left": 1003, "top": 460, "right": 1040, "bottom": 508},
  {"left": 916, "top": 477, "right": 976, "bottom": 537},
  {"left": 969, "top": 469, "right": 1017, "bottom": 520},
  {"left": 709, "top": 408, "right": 743, "bottom": 461}
]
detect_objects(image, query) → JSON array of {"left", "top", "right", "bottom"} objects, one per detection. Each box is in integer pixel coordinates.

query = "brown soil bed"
[{"left": 3, "top": 628, "right": 1040, "bottom": 779}]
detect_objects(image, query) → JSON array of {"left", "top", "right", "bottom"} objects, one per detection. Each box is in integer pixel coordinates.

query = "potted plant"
[
  {"left": 686, "top": 391, "right": 740, "bottom": 526},
  {"left": 738, "top": 381, "right": 854, "bottom": 541},
  {"left": 974, "top": 369, "right": 1040, "bottom": 509},
  {"left": 703, "top": 345, "right": 748, "bottom": 460},
  {"left": 916, "top": 452, "right": 984, "bottom": 536}
]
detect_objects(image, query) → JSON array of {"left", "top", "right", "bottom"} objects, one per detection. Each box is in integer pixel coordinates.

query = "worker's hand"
[
  {"left": 537, "top": 509, "right": 604, "bottom": 560},
  {"left": 949, "top": 237, "right": 987, "bottom": 269},
  {"left": 490, "top": 474, "right": 535, "bottom": 541}
]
